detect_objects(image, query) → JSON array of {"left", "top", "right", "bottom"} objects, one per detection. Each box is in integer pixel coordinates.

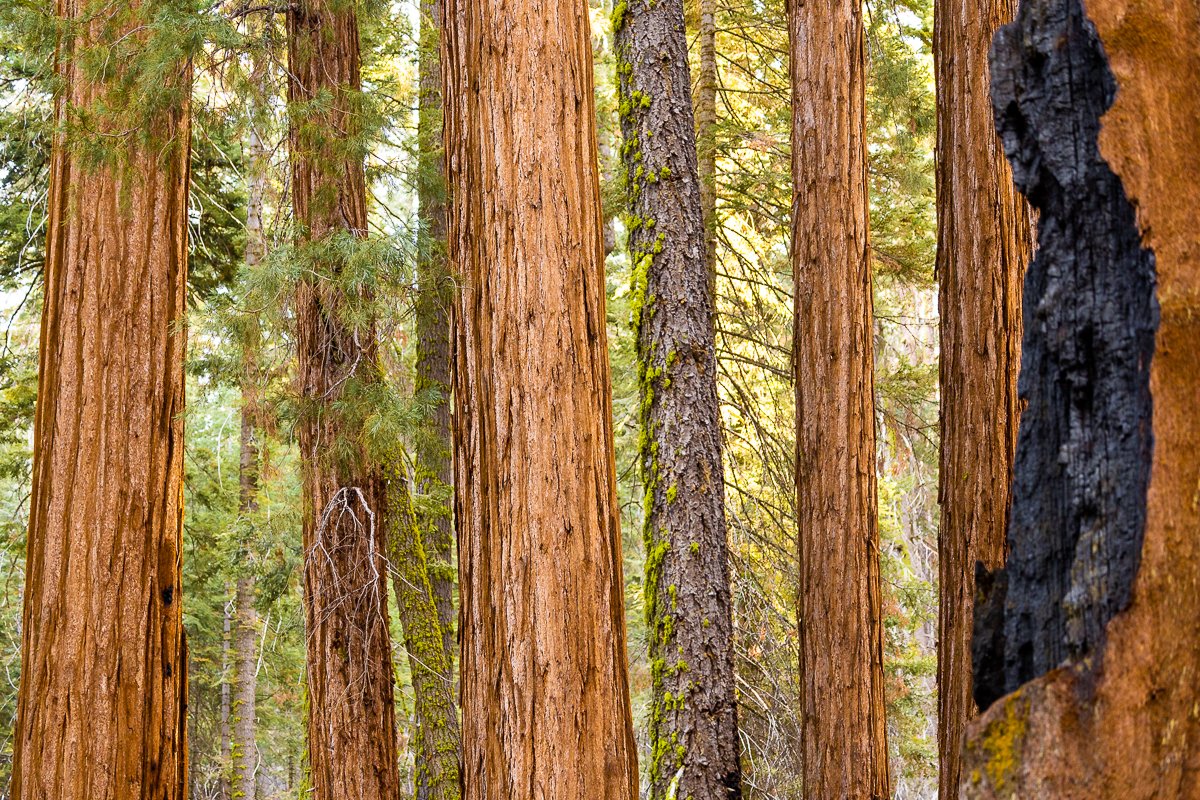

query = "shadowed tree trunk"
[
  {"left": 441, "top": 0, "right": 641, "bottom": 792},
  {"left": 287, "top": 1, "right": 401, "bottom": 798},
  {"left": 932, "top": 0, "right": 1032, "bottom": 794},
  {"left": 414, "top": 0, "right": 456, "bottom": 671},
  {"left": 11, "top": 2, "right": 190, "bottom": 797},
  {"left": 787, "top": 0, "right": 890, "bottom": 796},
  {"left": 386, "top": 466, "right": 461, "bottom": 800},
  {"left": 964, "top": 0, "right": 1200, "bottom": 796},
  {"left": 613, "top": 0, "right": 741, "bottom": 796}
]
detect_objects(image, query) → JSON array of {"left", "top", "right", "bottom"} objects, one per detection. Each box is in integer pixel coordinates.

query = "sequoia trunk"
[
  {"left": 613, "top": 0, "right": 741, "bottom": 797},
  {"left": 964, "top": 0, "right": 1200, "bottom": 796},
  {"left": 11, "top": 2, "right": 190, "bottom": 797},
  {"left": 787, "top": 0, "right": 890, "bottom": 796},
  {"left": 287, "top": 2, "right": 401, "bottom": 798},
  {"left": 932, "top": 0, "right": 1032, "bottom": 794},
  {"left": 442, "top": 0, "right": 641, "bottom": 792}
]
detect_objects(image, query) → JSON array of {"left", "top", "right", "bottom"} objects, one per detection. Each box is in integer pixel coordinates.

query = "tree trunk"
[
  {"left": 441, "top": 0, "right": 641, "bottom": 793},
  {"left": 963, "top": 0, "right": 1200, "bottom": 796},
  {"left": 787, "top": 0, "right": 890, "bottom": 796},
  {"left": 932, "top": 0, "right": 1032, "bottom": 794},
  {"left": 695, "top": 0, "right": 717, "bottom": 280},
  {"left": 613, "top": 0, "right": 741, "bottom": 797},
  {"left": 231, "top": 45, "right": 268, "bottom": 797},
  {"left": 11, "top": 3, "right": 190, "bottom": 797},
  {"left": 386, "top": 467, "right": 461, "bottom": 800},
  {"left": 222, "top": 588, "right": 233, "bottom": 800},
  {"left": 287, "top": 2, "right": 401, "bottom": 799},
  {"left": 233, "top": 570, "right": 257, "bottom": 800},
  {"left": 415, "top": 0, "right": 457, "bottom": 672}
]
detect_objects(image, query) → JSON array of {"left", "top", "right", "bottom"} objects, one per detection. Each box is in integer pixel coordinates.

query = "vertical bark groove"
[
  {"left": 613, "top": 0, "right": 741, "bottom": 795},
  {"left": 787, "top": 0, "right": 890, "bottom": 795},
  {"left": 933, "top": 0, "right": 1032, "bottom": 793},
  {"left": 12, "top": 2, "right": 190, "bottom": 796},
  {"left": 442, "top": 0, "right": 641, "bottom": 792}
]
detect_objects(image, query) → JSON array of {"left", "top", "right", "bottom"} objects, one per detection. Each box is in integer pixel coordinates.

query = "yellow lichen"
[{"left": 978, "top": 694, "right": 1028, "bottom": 793}]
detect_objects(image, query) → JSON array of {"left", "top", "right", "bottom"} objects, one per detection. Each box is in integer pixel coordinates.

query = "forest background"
[{"left": 0, "top": 0, "right": 939, "bottom": 797}]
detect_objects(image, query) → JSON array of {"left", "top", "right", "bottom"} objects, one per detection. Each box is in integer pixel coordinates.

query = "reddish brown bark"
[
  {"left": 287, "top": 1, "right": 401, "bottom": 798},
  {"left": 11, "top": 3, "right": 190, "bottom": 797},
  {"left": 442, "top": 0, "right": 640, "bottom": 793},
  {"left": 933, "top": 0, "right": 1032, "bottom": 794},
  {"left": 963, "top": 0, "right": 1200, "bottom": 796},
  {"left": 787, "top": 0, "right": 890, "bottom": 796}
]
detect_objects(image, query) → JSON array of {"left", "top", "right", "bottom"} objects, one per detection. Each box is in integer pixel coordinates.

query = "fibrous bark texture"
[
  {"left": 695, "top": 0, "right": 718, "bottom": 277},
  {"left": 386, "top": 469, "right": 461, "bottom": 800},
  {"left": 932, "top": 0, "right": 1032, "bottom": 794},
  {"left": 415, "top": 0, "right": 456, "bottom": 671},
  {"left": 442, "top": 0, "right": 641, "bottom": 792},
  {"left": 970, "top": 0, "right": 1156, "bottom": 708},
  {"left": 287, "top": 2, "right": 401, "bottom": 798},
  {"left": 12, "top": 3, "right": 190, "bottom": 797},
  {"left": 613, "top": 0, "right": 741, "bottom": 796},
  {"left": 963, "top": 0, "right": 1200, "bottom": 796},
  {"left": 787, "top": 0, "right": 890, "bottom": 796}
]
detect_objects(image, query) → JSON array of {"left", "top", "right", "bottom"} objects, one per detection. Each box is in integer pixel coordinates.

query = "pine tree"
[
  {"left": 230, "top": 30, "right": 272, "bottom": 800},
  {"left": 932, "top": 0, "right": 1031, "bottom": 794},
  {"left": 964, "top": 0, "right": 1200, "bottom": 795},
  {"left": 286, "top": 0, "right": 401, "bottom": 797},
  {"left": 612, "top": 0, "right": 741, "bottom": 795},
  {"left": 414, "top": 0, "right": 456, "bottom": 672},
  {"left": 442, "top": 0, "right": 640, "bottom": 791},
  {"left": 695, "top": 0, "right": 717, "bottom": 278},
  {"left": 11, "top": 1, "right": 191, "bottom": 796},
  {"left": 232, "top": 402, "right": 259, "bottom": 800},
  {"left": 788, "top": 0, "right": 890, "bottom": 795},
  {"left": 386, "top": 468, "right": 461, "bottom": 800}
]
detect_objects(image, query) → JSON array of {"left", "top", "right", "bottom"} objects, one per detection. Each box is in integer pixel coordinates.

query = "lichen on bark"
[{"left": 613, "top": 0, "right": 741, "bottom": 795}]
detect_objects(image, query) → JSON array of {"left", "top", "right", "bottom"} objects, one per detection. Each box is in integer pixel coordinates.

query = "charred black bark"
[{"left": 971, "top": 0, "right": 1158, "bottom": 710}]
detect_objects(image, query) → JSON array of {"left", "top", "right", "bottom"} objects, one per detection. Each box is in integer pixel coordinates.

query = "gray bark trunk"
[
  {"left": 695, "top": 0, "right": 717, "bottom": 281},
  {"left": 414, "top": 0, "right": 456, "bottom": 673},
  {"left": 386, "top": 467, "right": 461, "bottom": 800},
  {"left": 232, "top": 47, "right": 268, "bottom": 798},
  {"left": 613, "top": 1, "right": 741, "bottom": 797}
]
